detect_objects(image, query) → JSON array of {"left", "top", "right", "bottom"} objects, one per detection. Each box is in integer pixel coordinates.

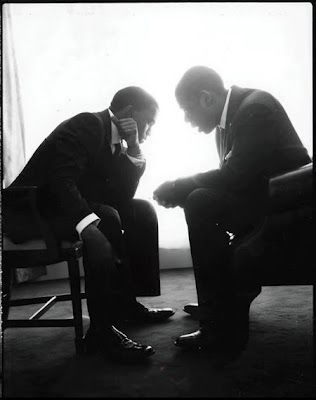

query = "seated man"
[
  {"left": 154, "top": 66, "right": 310, "bottom": 355},
  {"left": 3, "top": 86, "right": 174, "bottom": 362}
]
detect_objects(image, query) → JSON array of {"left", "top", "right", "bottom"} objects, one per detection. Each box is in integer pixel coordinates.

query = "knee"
[
  {"left": 132, "top": 199, "right": 158, "bottom": 227},
  {"left": 184, "top": 188, "right": 221, "bottom": 226},
  {"left": 96, "top": 205, "right": 122, "bottom": 236},
  {"left": 184, "top": 189, "right": 210, "bottom": 222}
]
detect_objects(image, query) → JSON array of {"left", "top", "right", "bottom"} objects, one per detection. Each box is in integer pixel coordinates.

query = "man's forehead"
[
  {"left": 147, "top": 105, "right": 158, "bottom": 116},
  {"left": 142, "top": 106, "right": 158, "bottom": 123}
]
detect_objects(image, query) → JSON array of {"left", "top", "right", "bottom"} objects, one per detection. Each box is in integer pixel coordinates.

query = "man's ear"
[{"left": 200, "top": 90, "right": 214, "bottom": 109}]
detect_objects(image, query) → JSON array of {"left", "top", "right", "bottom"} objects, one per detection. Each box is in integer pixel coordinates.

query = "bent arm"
[
  {"left": 49, "top": 115, "right": 103, "bottom": 228},
  {"left": 173, "top": 105, "right": 276, "bottom": 203}
]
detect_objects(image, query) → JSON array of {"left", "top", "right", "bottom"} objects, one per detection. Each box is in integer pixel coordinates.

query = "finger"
[
  {"left": 110, "top": 115, "right": 135, "bottom": 128},
  {"left": 117, "top": 120, "right": 137, "bottom": 126},
  {"left": 118, "top": 125, "right": 137, "bottom": 131},
  {"left": 117, "top": 125, "right": 134, "bottom": 130},
  {"left": 117, "top": 118, "right": 135, "bottom": 123}
]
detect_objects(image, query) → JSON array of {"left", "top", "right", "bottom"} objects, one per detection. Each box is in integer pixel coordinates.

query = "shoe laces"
[
  {"left": 122, "top": 337, "right": 142, "bottom": 349},
  {"left": 111, "top": 325, "right": 143, "bottom": 349}
]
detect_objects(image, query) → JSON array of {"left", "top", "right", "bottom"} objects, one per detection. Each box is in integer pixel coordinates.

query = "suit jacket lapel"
[
  {"left": 95, "top": 109, "right": 112, "bottom": 145},
  {"left": 217, "top": 86, "right": 253, "bottom": 166},
  {"left": 90, "top": 109, "right": 115, "bottom": 175}
]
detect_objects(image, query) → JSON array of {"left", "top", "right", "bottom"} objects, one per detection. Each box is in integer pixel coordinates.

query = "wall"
[{"left": 5, "top": 3, "right": 312, "bottom": 278}]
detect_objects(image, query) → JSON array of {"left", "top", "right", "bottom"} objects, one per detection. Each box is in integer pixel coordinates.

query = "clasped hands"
[{"left": 153, "top": 180, "right": 178, "bottom": 208}]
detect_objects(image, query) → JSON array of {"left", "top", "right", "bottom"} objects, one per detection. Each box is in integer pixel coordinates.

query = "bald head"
[
  {"left": 175, "top": 66, "right": 227, "bottom": 134},
  {"left": 175, "top": 66, "right": 226, "bottom": 104}
]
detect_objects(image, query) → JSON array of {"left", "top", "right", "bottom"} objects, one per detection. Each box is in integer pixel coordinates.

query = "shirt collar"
[
  {"left": 108, "top": 108, "right": 121, "bottom": 145},
  {"left": 219, "top": 87, "right": 232, "bottom": 130}
]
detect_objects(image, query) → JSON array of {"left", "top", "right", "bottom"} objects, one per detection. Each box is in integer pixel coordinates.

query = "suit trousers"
[
  {"left": 50, "top": 199, "right": 160, "bottom": 330},
  {"left": 183, "top": 188, "right": 263, "bottom": 328}
]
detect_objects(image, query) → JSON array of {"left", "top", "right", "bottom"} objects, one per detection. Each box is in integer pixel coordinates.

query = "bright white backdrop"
[{"left": 5, "top": 2, "right": 312, "bottom": 269}]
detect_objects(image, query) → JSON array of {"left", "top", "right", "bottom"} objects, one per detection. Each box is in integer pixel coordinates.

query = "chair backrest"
[{"left": 3, "top": 185, "right": 60, "bottom": 260}]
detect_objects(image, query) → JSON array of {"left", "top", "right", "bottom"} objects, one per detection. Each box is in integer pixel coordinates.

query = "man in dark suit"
[
  {"left": 4, "top": 86, "right": 174, "bottom": 361},
  {"left": 153, "top": 66, "right": 311, "bottom": 355}
]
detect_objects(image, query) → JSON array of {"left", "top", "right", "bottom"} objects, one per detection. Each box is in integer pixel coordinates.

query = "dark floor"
[{"left": 2, "top": 268, "right": 316, "bottom": 397}]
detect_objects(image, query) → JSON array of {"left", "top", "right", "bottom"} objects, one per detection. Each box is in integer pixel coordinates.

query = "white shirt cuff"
[
  {"left": 76, "top": 213, "right": 100, "bottom": 237},
  {"left": 126, "top": 153, "right": 146, "bottom": 167}
]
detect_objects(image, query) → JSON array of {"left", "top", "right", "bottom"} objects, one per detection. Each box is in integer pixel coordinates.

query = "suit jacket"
[
  {"left": 6, "top": 109, "right": 146, "bottom": 229},
  {"left": 174, "top": 86, "right": 311, "bottom": 210}
]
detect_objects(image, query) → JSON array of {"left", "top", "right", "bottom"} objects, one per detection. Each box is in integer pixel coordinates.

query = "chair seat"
[
  {"left": 2, "top": 186, "right": 85, "bottom": 354},
  {"left": 3, "top": 235, "right": 76, "bottom": 250},
  {"left": 3, "top": 235, "right": 83, "bottom": 268}
]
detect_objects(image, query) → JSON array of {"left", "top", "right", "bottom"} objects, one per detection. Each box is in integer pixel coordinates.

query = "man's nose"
[
  {"left": 185, "top": 113, "right": 193, "bottom": 125},
  {"left": 146, "top": 124, "right": 153, "bottom": 136}
]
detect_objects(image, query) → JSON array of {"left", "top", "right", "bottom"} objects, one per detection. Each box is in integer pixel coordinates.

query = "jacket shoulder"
[
  {"left": 54, "top": 112, "right": 104, "bottom": 137},
  {"left": 48, "top": 112, "right": 106, "bottom": 157},
  {"left": 68, "top": 112, "right": 103, "bottom": 128},
  {"left": 238, "top": 89, "right": 279, "bottom": 114}
]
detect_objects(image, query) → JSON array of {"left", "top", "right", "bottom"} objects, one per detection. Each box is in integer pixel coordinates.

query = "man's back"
[
  {"left": 5, "top": 109, "right": 144, "bottom": 230},
  {"left": 232, "top": 87, "right": 310, "bottom": 174},
  {"left": 10, "top": 112, "right": 104, "bottom": 188},
  {"left": 213, "top": 86, "right": 311, "bottom": 198}
]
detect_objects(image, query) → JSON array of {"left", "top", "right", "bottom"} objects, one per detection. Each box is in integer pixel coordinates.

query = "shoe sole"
[
  {"left": 183, "top": 307, "right": 200, "bottom": 317},
  {"left": 84, "top": 341, "right": 155, "bottom": 361}
]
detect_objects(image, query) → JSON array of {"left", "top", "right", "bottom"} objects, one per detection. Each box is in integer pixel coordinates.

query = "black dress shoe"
[
  {"left": 174, "top": 328, "right": 206, "bottom": 350},
  {"left": 174, "top": 325, "right": 248, "bottom": 352},
  {"left": 83, "top": 326, "right": 155, "bottom": 361},
  {"left": 184, "top": 302, "right": 251, "bottom": 323},
  {"left": 119, "top": 302, "right": 175, "bottom": 323},
  {"left": 183, "top": 303, "right": 199, "bottom": 319}
]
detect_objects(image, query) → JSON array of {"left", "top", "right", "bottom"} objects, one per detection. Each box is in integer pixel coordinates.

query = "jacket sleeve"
[
  {"left": 173, "top": 104, "right": 276, "bottom": 203},
  {"left": 48, "top": 113, "right": 103, "bottom": 226},
  {"left": 115, "top": 154, "right": 146, "bottom": 200}
]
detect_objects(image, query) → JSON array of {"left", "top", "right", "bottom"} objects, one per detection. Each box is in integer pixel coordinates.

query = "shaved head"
[
  {"left": 175, "top": 66, "right": 228, "bottom": 134},
  {"left": 175, "top": 66, "right": 225, "bottom": 104}
]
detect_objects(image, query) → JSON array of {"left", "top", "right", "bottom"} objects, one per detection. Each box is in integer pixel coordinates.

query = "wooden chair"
[
  {"left": 2, "top": 186, "right": 86, "bottom": 354},
  {"left": 233, "top": 162, "right": 314, "bottom": 364}
]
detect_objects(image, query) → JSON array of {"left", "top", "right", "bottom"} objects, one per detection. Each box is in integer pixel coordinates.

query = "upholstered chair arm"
[{"left": 268, "top": 162, "right": 313, "bottom": 213}]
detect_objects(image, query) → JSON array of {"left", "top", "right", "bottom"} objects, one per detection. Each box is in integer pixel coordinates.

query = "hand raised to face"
[{"left": 111, "top": 105, "right": 139, "bottom": 148}]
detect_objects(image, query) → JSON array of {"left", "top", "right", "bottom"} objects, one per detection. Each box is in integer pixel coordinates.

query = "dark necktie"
[
  {"left": 113, "top": 142, "right": 121, "bottom": 157},
  {"left": 218, "top": 126, "right": 225, "bottom": 135}
]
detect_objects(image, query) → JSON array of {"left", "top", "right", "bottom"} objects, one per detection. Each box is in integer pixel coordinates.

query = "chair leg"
[
  {"left": 2, "top": 267, "right": 13, "bottom": 323},
  {"left": 67, "top": 257, "right": 84, "bottom": 355},
  {"left": 313, "top": 284, "right": 315, "bottom": 367}
]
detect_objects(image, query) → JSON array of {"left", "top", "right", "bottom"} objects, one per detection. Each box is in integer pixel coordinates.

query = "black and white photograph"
[{"left": 1, "top": 2, "right": 314, "bottom": 397}]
